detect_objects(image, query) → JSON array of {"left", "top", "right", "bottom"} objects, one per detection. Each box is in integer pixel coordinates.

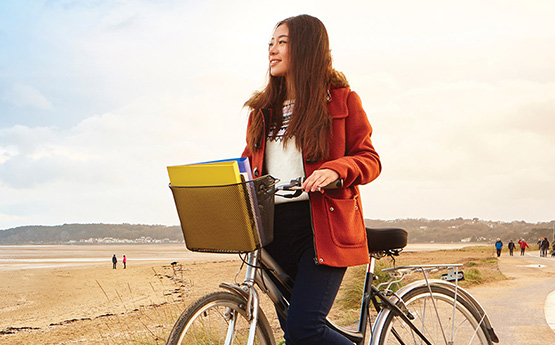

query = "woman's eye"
[{"left": 279, "top": 40, "right": 287, "bottom": 45}]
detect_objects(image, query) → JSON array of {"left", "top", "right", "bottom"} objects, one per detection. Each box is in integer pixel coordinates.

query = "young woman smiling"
[{"left": 242, "top": 14, "right": 381, "bottom": 345}]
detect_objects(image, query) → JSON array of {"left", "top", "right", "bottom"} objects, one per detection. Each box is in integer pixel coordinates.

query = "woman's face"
[{"left": 268, "top": 24, "right": 290, "bottom": 77}]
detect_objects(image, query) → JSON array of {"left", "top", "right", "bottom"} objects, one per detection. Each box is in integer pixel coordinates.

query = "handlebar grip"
[{"left": 322, "top": 179, "right": 344, "bottom": 189}]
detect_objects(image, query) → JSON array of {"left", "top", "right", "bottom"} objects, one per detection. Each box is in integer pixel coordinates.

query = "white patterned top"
[{"left": 265, "top": 100, "right": 309, "bottom": 203}]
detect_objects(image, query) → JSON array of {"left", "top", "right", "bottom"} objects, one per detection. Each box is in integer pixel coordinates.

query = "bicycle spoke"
[
  {"left": 377, "top": 286, "right": 490, "bottom": 345},
  {"left": 166, "top": 292, "right": 273, "bottom": 345}
]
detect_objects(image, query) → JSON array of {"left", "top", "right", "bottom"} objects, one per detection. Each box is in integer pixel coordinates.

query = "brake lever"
[
  {"left": 276, "top": 177, "right": 304, "bottom": 191},
  {"left": 275, "top": 177, "right": 343, "bottom": 198},
  {"left": 275, "top": 177, "right": 304, "bottom": 198}
]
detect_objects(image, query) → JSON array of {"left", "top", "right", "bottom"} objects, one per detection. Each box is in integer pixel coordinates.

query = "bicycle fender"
[
  {"left": 219, "top": 282, "right": 250, "bottom": 301},
  {"left": 377, "top": 279, "right": 498, "bottom": 344}
]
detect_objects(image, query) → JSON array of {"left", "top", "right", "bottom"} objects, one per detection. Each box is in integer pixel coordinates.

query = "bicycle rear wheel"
[
  {"left": 166, "top": 291, "right": 275, "bottom": 345},
  {"left": 375, "top": 285, "right": 491, "bottom": 345}
]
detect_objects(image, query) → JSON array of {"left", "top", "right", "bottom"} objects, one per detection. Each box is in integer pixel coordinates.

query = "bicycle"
[{"left": 166, "top": 176, "right": 499, "bottom": 345}]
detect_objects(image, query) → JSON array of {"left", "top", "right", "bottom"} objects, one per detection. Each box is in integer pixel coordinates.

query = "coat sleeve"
[
  {"left": 319, "top": 91, "right": 382, "bottom": 187},
  {"left": 241, "top": 110, "right": 254, "bottom": 160}
]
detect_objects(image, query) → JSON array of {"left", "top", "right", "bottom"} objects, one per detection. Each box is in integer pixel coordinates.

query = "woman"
[{"left": 242, "top": 15, "right": 381, "bottom": 344}]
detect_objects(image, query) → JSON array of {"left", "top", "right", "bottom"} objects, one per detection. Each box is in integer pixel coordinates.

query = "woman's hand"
[{"left": 302, "top": 169, "right": 340, "bottom": 193}]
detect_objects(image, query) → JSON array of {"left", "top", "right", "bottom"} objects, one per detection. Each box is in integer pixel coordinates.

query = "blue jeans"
[{"left": 265, "top": 201, "right": 352, "bottom": 345}]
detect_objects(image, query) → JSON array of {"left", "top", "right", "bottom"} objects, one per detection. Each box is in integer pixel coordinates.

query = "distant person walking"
[
  {"left": 122, "top": 255, "right": 127, "bottom": 269},
  {"left": 518, "top": 239, "right": 529, "bottom": 256},
  {"left": 540, "top": 237, "right": 550, "bottom": 257},
  {"left": 495, "top": 238, "right": 503, "bottom": 257},
  {"left": 507, "top": 240, "right": 516, "bottom": 256},
  {"left": 112, "top": 254, "right": 117, "bottom": 269}
]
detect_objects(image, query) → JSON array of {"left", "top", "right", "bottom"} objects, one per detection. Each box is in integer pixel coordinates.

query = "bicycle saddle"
[{"left": 366, "top": 228, "right": 408, "bottom": 253}]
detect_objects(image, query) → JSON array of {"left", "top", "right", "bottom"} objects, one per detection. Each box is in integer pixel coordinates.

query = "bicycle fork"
[
  {"left": 218, "top": 282, "right": 261, "bottom": 345},
  {"left": 218, "top": 251, "right": 262, "bottom": 345},
  {"left": 241, "top": 252, "right": 261, "bottom": 345}
]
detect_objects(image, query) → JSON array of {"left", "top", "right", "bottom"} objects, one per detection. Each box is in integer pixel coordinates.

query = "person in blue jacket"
[{"left": 495, "top": 238, "right": 503, "bottom": 257}]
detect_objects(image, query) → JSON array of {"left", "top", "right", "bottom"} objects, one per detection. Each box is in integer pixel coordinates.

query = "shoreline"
[
  {"left": 0, "top": 242, "right": 488, "bottom": 271},
  {"left": 0, "top": 243, "right": 237, "bottom": 271}
]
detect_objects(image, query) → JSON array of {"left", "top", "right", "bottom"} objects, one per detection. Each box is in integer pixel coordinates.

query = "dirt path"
[{"left": 468, "top": 250, "right": 555, "bottom": 344}]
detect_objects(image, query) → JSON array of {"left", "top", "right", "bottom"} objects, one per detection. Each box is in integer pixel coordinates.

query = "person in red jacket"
[
  {"left": 518, "top": 239, "right": 529, "bottom": 256},
  {"left": 242, "top": 14, "right": 381, "bottom": 345}
]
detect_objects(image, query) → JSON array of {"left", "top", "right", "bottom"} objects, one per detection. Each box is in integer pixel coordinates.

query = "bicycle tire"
[
  {"left": 166, "top": 291, "right": 275, "bottom": 345},
  {"left": 374, "top": 285, "right": 492, "bottom": 345}
]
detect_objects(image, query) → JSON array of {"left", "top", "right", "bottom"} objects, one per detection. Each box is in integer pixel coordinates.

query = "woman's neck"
[{"left": 285, "top": 78, "right": 294, "bottom": 100}]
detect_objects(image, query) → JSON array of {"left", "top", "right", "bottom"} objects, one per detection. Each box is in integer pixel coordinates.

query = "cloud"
[
  {"left": 2, "top": 83, "right": 54, "bottom": 110},
  {"left": 0, "top": 86, "right": 252, "bottom": 228},
  {"left": 359, "top": 78, "right": 555, "bottom": 222},
  {"left": 0, "top": 146, "right": 18, "bottom": 164},
  {"left": 2, "top": 0, "right": 555, "bottom": 228}
]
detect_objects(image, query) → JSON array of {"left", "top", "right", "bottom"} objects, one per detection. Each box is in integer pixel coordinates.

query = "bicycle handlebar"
[{"left": 275, "top": 177, "right": 343, "bottom": 198}]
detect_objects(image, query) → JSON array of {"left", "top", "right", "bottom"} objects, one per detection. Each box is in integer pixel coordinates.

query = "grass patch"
[{"left": 464, "top": 267, "right": 482, "bottom": 284}]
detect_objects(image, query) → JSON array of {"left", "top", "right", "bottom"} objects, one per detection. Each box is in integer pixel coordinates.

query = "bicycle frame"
[
  {"left": 227, "top": 249, "right": 438, "bottom": 345},
  {"left": 168, "top": 176, "right": 497, "bottom": 345},
  {"left": 214, "top": 248, "right": 498, "bottom": 345}
]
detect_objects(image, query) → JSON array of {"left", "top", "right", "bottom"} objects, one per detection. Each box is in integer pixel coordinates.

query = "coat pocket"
[{"left": 323, "top": 195, "right": 366, "bottom": 247}]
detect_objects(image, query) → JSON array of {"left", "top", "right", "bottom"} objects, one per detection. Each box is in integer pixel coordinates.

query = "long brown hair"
[{"left": 245, "top": 14, "right": 333, "bottom": 162}]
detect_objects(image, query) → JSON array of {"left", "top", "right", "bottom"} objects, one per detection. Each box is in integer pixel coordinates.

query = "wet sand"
[
  {"left": 0, "top": 242, "right": 482, "bottom": 271},
  {"left": 0, "top": 243, "right": 236, "bottom": 271}
]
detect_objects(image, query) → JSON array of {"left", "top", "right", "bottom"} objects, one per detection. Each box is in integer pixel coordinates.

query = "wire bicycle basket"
[{"left": 169, "top": 174, "right": 278, "bottom": 253}]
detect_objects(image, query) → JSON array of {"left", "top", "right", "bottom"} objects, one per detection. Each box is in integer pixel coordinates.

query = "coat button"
[
  {"left": 355, "top": 206, "right": 359, "bottom": 210},
  {"left": 319, "top": 258, "right": 324, "bottom": 263},
  {"left": 254, "top": 143, "right": 260, "bottom": 149},
  {"left": 329, "top": 207, "right": 334, "bottom": 211},
  {"left": 253, "top": 167, "right": 260, "bottom": 177}
]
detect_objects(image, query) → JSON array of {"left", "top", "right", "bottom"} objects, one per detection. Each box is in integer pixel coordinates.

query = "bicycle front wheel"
[
  {"left": 376, "top": 285, "right": 491, "bottom": 345},
  {"left": 166, "top": 291, "right": 275, "bottom": 345}
]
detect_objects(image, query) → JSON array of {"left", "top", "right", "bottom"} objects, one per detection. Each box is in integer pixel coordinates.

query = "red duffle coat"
[{"left": 241, "top": 87, "right": 381, "bottom": 267}]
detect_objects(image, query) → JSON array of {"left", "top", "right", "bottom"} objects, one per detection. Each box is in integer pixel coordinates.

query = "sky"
[{"left": 1, "top": 0, "right": 554, "bottom": 230}]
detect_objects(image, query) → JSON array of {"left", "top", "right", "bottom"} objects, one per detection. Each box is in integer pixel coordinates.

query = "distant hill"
[
  {"left": 364, "top": 218, "right": 555, "bottom": 244},
  {"left": 0, "top": 223, "right": 183, "bottom": 244},
  {"left": 1, "top": 218, "right": 554, "bottom": 244}
]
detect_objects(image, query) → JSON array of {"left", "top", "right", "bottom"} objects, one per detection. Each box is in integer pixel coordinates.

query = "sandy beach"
[
  {"left": 0, "top": 244, "right": 241, "bottom": 344},
  {"left": 0, "top": 243, "right": 548, "bottom": 344}
]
